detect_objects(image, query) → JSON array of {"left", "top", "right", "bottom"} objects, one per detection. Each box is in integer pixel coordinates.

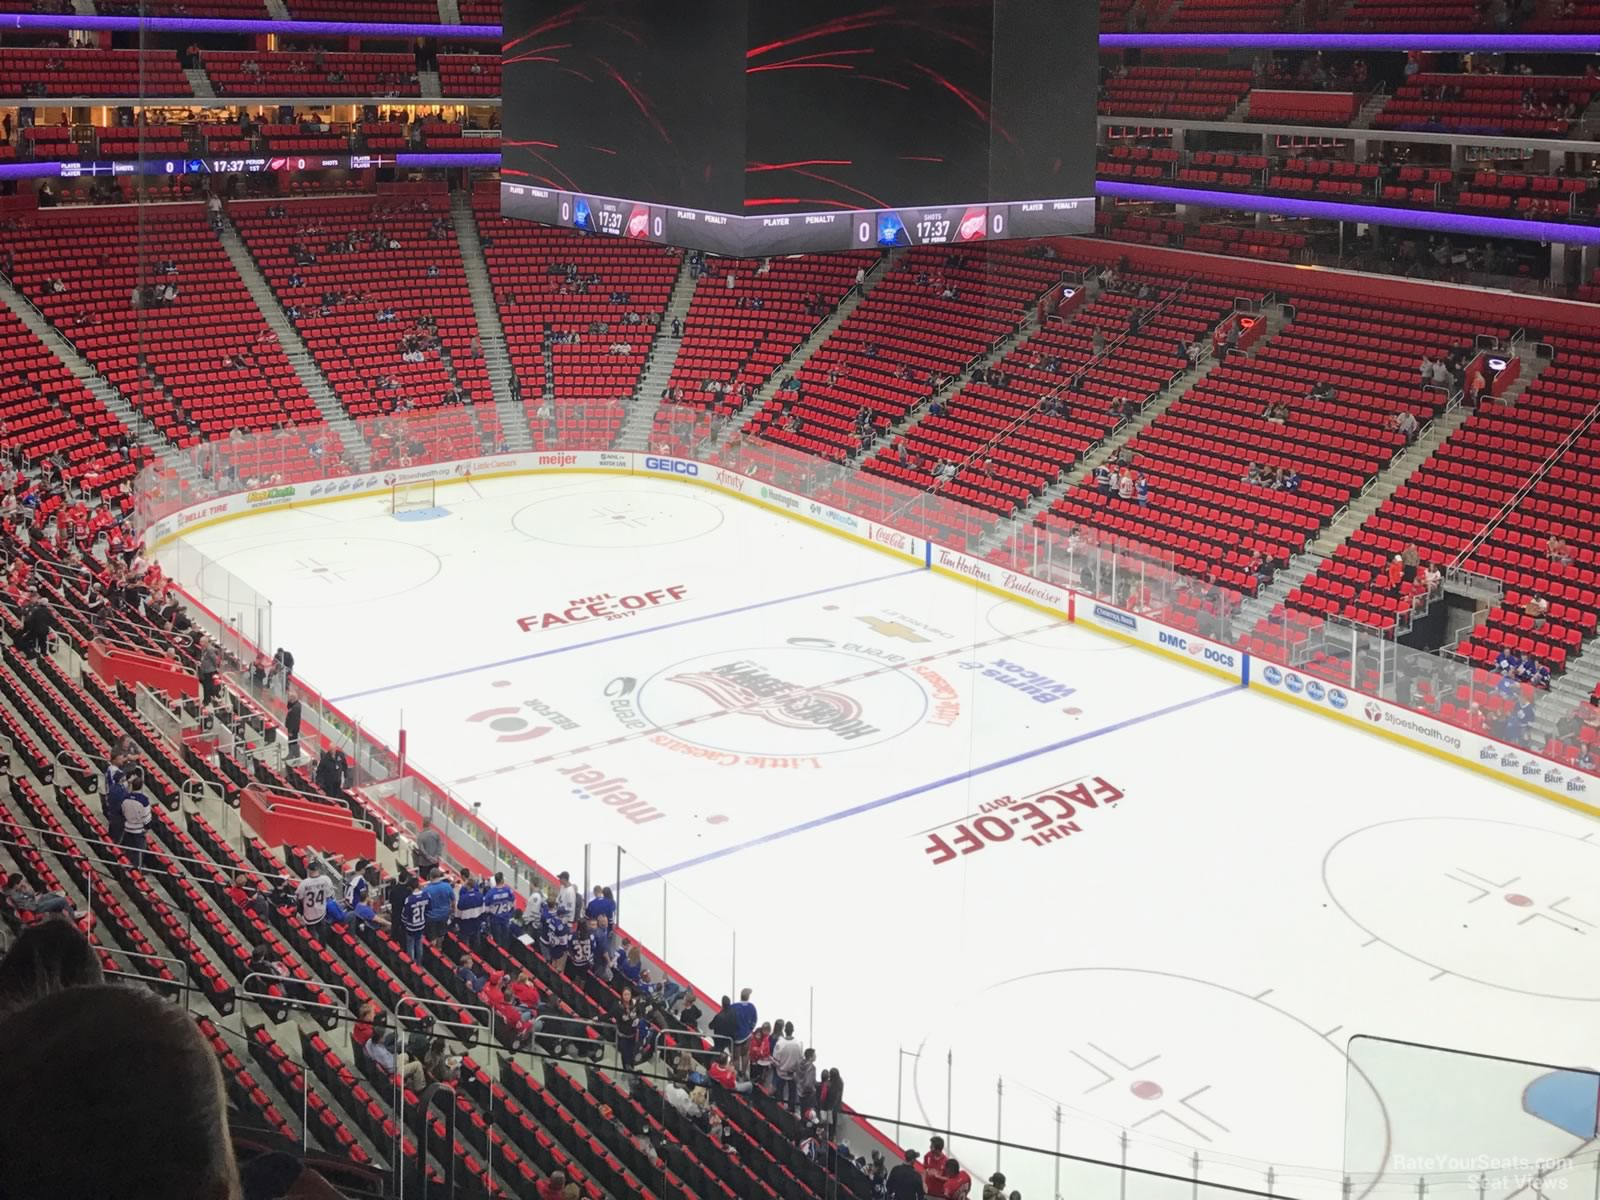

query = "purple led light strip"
[
  {"left": 1097, "top": 180, "right": 1600, "bottom": 246},
  {"left": 1104, "top": 32, "right": 1600, "bottom": 50},
  {"left": 0, "top": 13, "right": 500, "bottom": 38},
  {"left": 0, "top": 155, "right": 1587, "bottom": 246},
  {"left": 3, "top": 14, "right": 1599, "bottom": 50}
]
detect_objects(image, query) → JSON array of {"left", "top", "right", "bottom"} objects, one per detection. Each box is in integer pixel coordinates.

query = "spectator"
[
  {"left": 399, "top": 874, "right": 428, "bottom": 959},
  {"left": 1393, "top": 409, "right": 1418, "bottom": 441},
  {"left": 796, "top": 1046, "right": 819, "bottom": 1110},
  {"left": 772, "top": 1020, "right": 804, "bottom": 1107},
  {"left": 818, "top": 1066, "right": 844, "bottom": 1132},
  {"left": 414, "top": 817, "right": 444, "bottom": 873},
  {"left": 708, "top": 1049, "right": 751, "bottom": 1093},
  {"left": 710, "top": 994, "right": 739, "bottom": 1056},
  {"left": 485, "top": 871, "right": 517, "bottom": 943},
  {"left": 14, "top": 591, "right": 52, "bottom": 657},
  {"left": 193, "top": 631, "right": 223, "bottom": 706},
  {"left": 119, "top": 768, "right": 153, "bottom": 871},
  {"left": 982, "top": 1172, "right": 1010, "bottom": 1200},
  {"left": 586, "top": 884, "right": 616, "bottom": 924},
  {"left": 537, "top": 1171, "right": 568, "bottom": 1200},
  {"left": 889, "top": 1150, "right": 926, "bottom": 1200},
  {"left": 924, "top": 1136, "right": 950, "bottom": 1196},
  {"left": 353, "top": 1002, "right": 424, "bottom": 1090},
  {"left": 1, "top": 872, "right": 78, "bottom": 922},
  {"left": 385, "top": 866, "right": 413, "bottom": 924},
  {"left": 283, "top": 688, "right": 303, "bottom": 762},
  {"left": 0, "top": 916, "right": 99, "bottom": 1016},
  {"left": 729, "top": 986, "right": 758, "bottom": 1077},
  {"left": 422, "top": 868, "right": 454, "bottom": 940},
  {"left": 1401, "top": 544, "right": 1420, "bottom": 583},
  {"left": 1548, "top": 534, "right": 1574, "bottom": 563},
  {"left": 555, "top": 870, "right": 578, "bottom": 921},
  {"left": 941, "top": 1159, "right": 974, "bottom": 1200},
  {"left": 1467, "top": 366, "right": 1487, "bottom": 406},
  {"left": 456, "top": 870, "right": 486, "bottom": 947},
  {"left": 294, "top": 868, "right": 335, "bottom": 938},
  {"left": 0, "top": 985, "right": 241, "bottom": 1200},
  {"left": 423, "top": 1036, "right": 460, "bottom": 1085}
]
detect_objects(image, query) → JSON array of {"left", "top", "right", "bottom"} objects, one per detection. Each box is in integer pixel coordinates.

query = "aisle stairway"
[
  {"left": 0, "top": 277, "right": 197, "bottom": 486},
  {"left": 216, "top": 214, "right": 370, "bottom": 467},
  {"left": 707, "top": 252, "right": 890, "bottom": 450},
  {"left": 615, "top": 256, "right": 698, "bottom": 452},
  {"left": 452, "top": 190, "right": 530, "bottom": 450},
  {"left": 974, "top": 293, "right": 1285, "bottom": 557},
  {"left": 1234, "top": 350, "right": 1551, "bottom": 638}
]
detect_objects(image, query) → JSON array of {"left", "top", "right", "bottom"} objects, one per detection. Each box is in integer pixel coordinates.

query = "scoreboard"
[
  {"left": 500, "top": 184, "right": 1094, "bottom": 258},
  {"left": 502, "top": 0, "right": 1098, "bottom": 256}
]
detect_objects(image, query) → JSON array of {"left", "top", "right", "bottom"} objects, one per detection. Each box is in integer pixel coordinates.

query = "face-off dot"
[
  {"left": 1130, "top": 1080, "right": 1164, "bottom": 1101},
  {"left": 1504, "top": 893, "right": 1534, "bottom": 907},
  {"left": 492, "top": 679, "right": 511, "bottom": 688},
  {"left": 705, "top": 814, "right": 729, "bottom": 825}
]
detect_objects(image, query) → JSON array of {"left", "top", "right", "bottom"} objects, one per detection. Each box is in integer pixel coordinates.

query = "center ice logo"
[
  {"left": 631, "top": 644, "right": 942, "bottom": 759},
  {"left": 668, "top": 662, "right": 878, "bottom": 741}
]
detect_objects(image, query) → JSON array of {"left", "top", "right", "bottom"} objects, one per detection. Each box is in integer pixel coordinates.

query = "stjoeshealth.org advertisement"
[{"left": 1254, "top": 662, "right": 1595, "bottom": 810}]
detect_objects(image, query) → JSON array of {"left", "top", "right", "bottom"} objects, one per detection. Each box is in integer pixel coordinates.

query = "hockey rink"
[{"left": 166, "top": 473, "right": 1600, "bottom": 1199}]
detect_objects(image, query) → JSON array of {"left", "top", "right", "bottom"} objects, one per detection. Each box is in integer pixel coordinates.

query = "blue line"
[
  {"left": 329, "top": 566, "right": 926, "bottom": 702},
  {"left": 620, "top": 682, "right": 1243, "bottom": 886}
]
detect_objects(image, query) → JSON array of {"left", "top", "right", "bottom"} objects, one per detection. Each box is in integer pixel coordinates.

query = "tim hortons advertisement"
[{"left": 931, "top": 546, "right": 1069, "bottom": 614}]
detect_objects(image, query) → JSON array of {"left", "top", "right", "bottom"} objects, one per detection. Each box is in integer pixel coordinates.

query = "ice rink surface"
[{"left": 169, "top": 474, "right": 1600, "bottom": 1198}]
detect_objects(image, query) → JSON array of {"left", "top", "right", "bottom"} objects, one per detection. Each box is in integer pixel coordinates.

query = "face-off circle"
[
  {"left": 1323, "top": 817, "right": 1600, "bottom": 1000},
  {"left": 201, "top": 536, "right": 442, "bottom": 609},
  {"left": 512, "top": 489, "right": 724, "bottom": 548},
  {"left": 914, "top": 966, "right": 1390, "bottom": 1191},
  {"left": 985, "top": 599, "right": 1121, "bottom": 653},
  {"left": 635, "top": 644, "right": 932, "bottom": 757}
]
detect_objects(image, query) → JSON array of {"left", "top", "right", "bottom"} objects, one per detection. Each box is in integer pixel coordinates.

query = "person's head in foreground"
[
  {"left": 0, "top": 918, "right": 102, "bottom": 1014},
  {"left": 0, "top": 984, "right": 240, "bottom": 1199}
]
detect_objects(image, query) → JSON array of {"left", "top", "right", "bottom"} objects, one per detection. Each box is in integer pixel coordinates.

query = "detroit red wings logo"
[{"left": 668, "top": 660, "right": 878, "bottom": 740}]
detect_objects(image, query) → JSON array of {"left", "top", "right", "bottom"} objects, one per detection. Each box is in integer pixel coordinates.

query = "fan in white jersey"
[{"left": 295, "top": 872, "right": 335, "bottom": 929}]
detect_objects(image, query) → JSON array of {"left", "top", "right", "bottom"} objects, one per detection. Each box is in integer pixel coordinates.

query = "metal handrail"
[
  {"left": 1450, "top": 391, "right": 1600, "bottom": 574},
  {"left": 884, "top": 271, "right": 1209, "bottom": 525},
  {"left": 239, "top": 971, "right": 349, "bottom": 1026}
]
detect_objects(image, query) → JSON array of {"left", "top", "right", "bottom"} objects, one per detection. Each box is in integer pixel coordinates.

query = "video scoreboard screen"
[{"left": 502, "top": 0, "right": 1098, "bottom": 256}]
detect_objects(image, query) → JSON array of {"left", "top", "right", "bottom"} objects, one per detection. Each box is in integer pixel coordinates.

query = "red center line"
[{"left": 451, "top": 619, "right": 1071, "bottom": 784}]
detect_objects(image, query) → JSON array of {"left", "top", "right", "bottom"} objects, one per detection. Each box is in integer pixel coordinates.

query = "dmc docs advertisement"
[
  {"left": 1077, "top": 599, "right": 1246, "bottom": 682},
  {"left": 1253, "top": 662, "right": 1594, "bottom": 809}
]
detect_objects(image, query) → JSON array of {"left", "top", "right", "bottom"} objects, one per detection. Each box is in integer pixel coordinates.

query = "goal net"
[{"left": 389, "top": 479, "right": 436, "bottom": 514}]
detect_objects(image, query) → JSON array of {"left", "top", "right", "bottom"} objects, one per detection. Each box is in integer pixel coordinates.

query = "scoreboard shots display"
[{"left": 502, "top": 0, "right": 1098, "bottom": 256}]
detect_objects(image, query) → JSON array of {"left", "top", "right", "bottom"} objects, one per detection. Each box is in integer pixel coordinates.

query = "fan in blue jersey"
[
  {"left": 539, "top": 908, "right": 572, "bottom": 971},
  {"left": 455, "top": 870, "right": 485, "bottom": 947},
  {"left": 483, "top": 872, "right": 517, "bottom": 943},
  {"left": 399, "top": 879, "right": 428, "bottom": 961}
]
